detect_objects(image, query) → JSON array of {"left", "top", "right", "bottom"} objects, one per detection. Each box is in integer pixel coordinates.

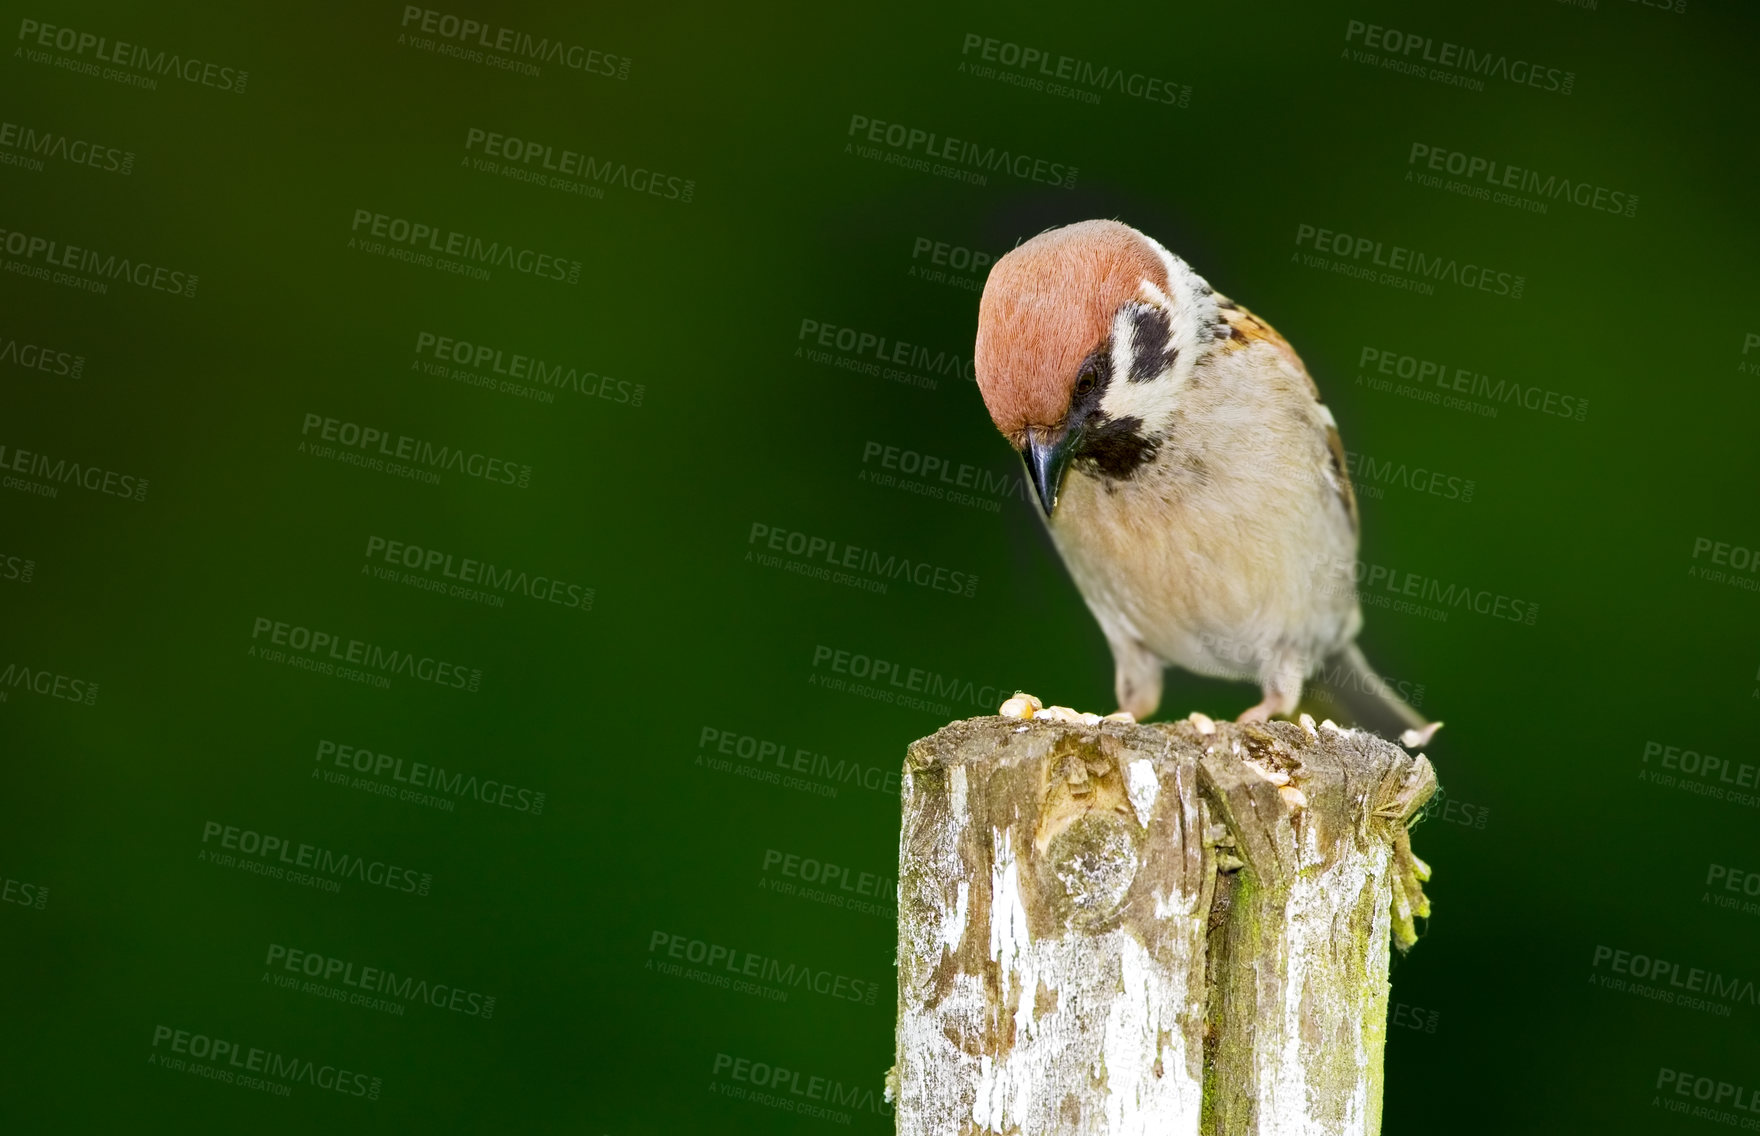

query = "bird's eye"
[{"left": 1074, "top": 367, "right": 1097, "bottom": 397}]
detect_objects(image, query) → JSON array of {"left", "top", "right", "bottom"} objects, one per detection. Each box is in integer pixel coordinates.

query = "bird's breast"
[{"left": 1048, "top": 417, "right": 1359, "bottom": 679}]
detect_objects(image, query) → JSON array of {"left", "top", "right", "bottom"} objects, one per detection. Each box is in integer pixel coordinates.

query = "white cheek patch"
[
  {"left": 1108, "top": 302, "right": 1141, "bottom": 385},
  {"left": 1099, "top": 302, "right": 1179, "bottom": 426},
  {"left": 1093, "top": 237, "right": 1224, "bottom": 433}
]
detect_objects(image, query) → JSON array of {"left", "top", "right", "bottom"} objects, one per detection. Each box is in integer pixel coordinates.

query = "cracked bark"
[{"left": 892, "top": 714, "right": 1435, "bottom": 1136}]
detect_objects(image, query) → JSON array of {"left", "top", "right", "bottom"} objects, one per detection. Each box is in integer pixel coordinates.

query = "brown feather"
[
  {"left": 1218, "top": 298, "right": 1358, "bottom": 532},
  {"left": 1217, "top": 297, "right": 1309, "bottom": 386}
]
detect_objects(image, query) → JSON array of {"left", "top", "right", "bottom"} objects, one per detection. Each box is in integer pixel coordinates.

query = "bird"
[{"left": 972, "top": 219, "right": 1438, "bottom": 745}]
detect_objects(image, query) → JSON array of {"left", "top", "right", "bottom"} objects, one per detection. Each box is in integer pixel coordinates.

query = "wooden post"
[{"left": 892, "top": 711, "right": 1435, "bottom": 1136}]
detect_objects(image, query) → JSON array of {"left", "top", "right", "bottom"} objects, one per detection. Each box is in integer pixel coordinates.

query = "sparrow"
[{"left": 973, "top": 219, "right": 1437, "bottom": 744}]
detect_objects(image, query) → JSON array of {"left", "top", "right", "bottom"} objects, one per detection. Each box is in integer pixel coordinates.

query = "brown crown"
[{"left": 974, "top": 220, "right": 1168, "bottom": 443}]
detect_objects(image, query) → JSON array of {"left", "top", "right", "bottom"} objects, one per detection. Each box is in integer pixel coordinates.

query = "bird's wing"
[{"left": 1214, "top": 296, "right": 1359, "bottom": 534}]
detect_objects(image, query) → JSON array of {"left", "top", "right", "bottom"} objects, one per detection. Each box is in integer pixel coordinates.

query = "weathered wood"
[{"left": 893, "top": 712, "right": 1435, "bottom": 1136}]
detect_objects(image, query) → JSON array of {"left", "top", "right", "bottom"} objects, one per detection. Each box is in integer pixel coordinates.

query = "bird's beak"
[{"left": 1024, "top": 425, "right": 1080, "bottom": 518}]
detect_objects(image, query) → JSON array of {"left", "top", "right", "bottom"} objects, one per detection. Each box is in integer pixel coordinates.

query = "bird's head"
[{"left": 974, "top": 219, "right": 1220, "bottom": 517}]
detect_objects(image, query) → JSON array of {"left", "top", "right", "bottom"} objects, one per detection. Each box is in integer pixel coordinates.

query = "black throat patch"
[
  {"left": 1079, "top": 414, "right": 1158, "bottom": 479},
  {"left": 1065, "top": 347, "right": 1159, "bottom": 481}
]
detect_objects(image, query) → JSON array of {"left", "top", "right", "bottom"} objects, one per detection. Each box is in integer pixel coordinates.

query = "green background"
[{"left": 3, "top": 0, "right": 1758, "bottom": 1131}]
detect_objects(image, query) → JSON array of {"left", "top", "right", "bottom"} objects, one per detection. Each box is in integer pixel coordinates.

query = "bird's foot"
[
  {"left": 998, "top": 692, "right": 1136, "bottom": 725},
  {"left": 1237, "top": 673, "right": 1302, "bottom": 724},
  {"left": 1236, "top": 693, "right": 1295, "bottom": 724}
]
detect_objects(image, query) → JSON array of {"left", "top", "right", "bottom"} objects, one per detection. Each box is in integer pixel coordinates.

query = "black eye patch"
[{"left": 1069, "top": 349, "right": 1112, "bottom": 417}]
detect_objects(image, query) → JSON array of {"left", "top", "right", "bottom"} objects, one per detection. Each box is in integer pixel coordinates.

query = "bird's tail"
[{"left": 1307, "top": 642, "right": 1441, "bottom": 748}]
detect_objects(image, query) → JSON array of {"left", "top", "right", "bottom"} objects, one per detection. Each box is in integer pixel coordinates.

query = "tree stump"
[{"left": 892, "top": 711, "right": 1435, "bottom": 1136}]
